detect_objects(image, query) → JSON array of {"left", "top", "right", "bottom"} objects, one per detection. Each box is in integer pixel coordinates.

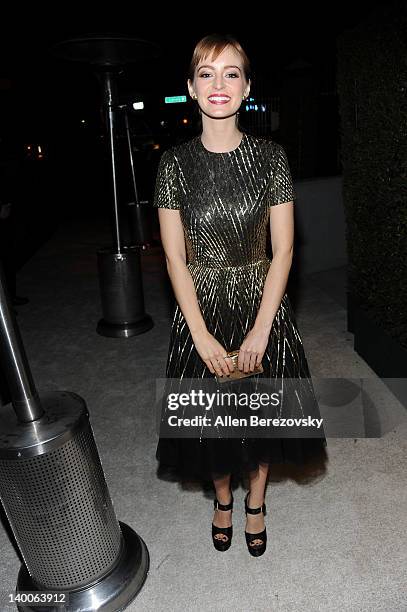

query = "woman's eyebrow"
[{"left": 198, "top": 64, "right": 241, "bottom": 71}]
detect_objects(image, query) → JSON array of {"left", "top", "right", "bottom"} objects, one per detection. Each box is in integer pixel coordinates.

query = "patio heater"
[{"left": 52, "top": 34, "right": 160, "bottom": 338}]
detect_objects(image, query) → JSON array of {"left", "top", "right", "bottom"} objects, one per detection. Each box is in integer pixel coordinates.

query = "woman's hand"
[
  {"left": 191, "top": 329, "right": 235, "bottom": 377},
  {"left": 238, "top": 325, "right": 270, "bottom": 373}
]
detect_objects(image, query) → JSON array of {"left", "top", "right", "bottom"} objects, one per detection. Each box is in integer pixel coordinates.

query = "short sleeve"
[
  {"left": 267, "top": 144, "right": 296, "bottom": 206},
  {"left": 152, "top": 149, "right": 181, "bottom": 210}
]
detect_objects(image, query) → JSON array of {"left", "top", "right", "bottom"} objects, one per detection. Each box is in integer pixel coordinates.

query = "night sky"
[{"left": 0, "top": 2, "right": 388, "bottom": 139}]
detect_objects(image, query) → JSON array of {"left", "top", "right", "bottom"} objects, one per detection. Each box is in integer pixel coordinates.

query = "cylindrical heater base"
[
  {"left": 16, "top": 522, "right": 149, "bottom": 612},
  {"left": 0, "top": 390, "right": 149, "bottom": 610},
  {"left": 96, "top": 246, "right": 153, "bottom": 338}
]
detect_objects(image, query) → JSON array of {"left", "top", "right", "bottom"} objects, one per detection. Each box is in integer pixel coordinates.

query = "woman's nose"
[{"left": 214, "top": 76, "right": 225, "bottom": 88}]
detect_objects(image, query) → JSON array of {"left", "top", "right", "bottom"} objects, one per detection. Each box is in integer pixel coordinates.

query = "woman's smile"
[{"left": 208, "top": 95, "right": 231, "bottom": 105}]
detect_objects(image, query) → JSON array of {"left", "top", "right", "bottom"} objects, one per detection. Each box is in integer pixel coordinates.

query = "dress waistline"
[{"left": 187, "top": 257, "right": 271, "bottom": 270}]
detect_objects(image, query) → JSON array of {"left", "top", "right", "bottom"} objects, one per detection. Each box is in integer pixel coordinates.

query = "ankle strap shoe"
[
  {"left": 244, "top": 491, "right": 267, "bottom": 557},
  {"left": 212, "top": 492, "right": 234, "bottom": 552}
]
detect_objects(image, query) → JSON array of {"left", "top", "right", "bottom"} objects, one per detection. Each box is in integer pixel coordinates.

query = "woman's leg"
[
  {"left": 212, "top": 473, "right": 232, "bottom": 535},
  {"left": 246, "top": 461, "right": 269, "bottom": 534}
]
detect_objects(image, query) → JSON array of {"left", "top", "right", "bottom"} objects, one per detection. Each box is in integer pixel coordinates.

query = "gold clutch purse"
[{"left": 215, "top": 350, "right": 264, "bottom": 383}]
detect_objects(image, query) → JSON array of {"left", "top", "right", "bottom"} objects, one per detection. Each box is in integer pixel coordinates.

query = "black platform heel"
[
  {"left": 244, "top": 491, "right": 267, "bottom": 557},
  {"left": 211, "top": 492, "right": 234, "bottom": 552}
]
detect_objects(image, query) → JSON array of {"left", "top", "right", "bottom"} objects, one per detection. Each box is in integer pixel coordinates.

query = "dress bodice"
[{"left": 153, "top": 132, "right": 296, "bottom": 269}]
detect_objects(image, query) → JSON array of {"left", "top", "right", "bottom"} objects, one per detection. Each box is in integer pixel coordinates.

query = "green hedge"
[{"left": 337, "top": 2, "right": 407, "bottom": 347}]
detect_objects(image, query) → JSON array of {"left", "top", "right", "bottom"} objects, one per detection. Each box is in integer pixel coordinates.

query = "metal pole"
[
  {"left": 103, "top": 71, "right": 122, "bottom": 254},
  {"left": 122, "top": 105, "right": 140, "bottom": 205},
  {"left": 0, "top": 261, "right": 43, "bottom": 422}
]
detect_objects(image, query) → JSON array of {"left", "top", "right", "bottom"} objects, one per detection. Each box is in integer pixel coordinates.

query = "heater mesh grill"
[{"left": 0, "top": 423, "right": 122, "bottom": 590}]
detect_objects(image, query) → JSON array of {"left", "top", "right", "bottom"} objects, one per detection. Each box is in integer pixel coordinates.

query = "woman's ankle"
[
  {"left": 248, "top": 494, "right": 264, "bottom": 508},
  {"left": 217, "top": 493, "right": 232, "bottom": 505}
]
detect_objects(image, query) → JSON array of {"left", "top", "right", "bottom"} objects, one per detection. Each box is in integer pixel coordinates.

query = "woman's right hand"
[{"left": 191, "top": 329, "right": 235, "bottom": 377}]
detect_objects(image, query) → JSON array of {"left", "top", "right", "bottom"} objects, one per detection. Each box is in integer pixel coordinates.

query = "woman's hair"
[
  {"left": 187, "top": 33, "right": 251, "bottom": 84},
  {"left": 188, "top": 33, "right": 252, "bottom": 132}
]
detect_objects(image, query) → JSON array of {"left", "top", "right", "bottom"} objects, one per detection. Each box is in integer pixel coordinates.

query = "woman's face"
[{"left": 189, "top": 46, "right": 249, "bottom": 120}]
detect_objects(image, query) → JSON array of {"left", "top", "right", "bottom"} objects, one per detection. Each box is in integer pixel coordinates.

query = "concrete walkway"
[{"left": 0, "top": 213, "right": 406, "bottom": 611}]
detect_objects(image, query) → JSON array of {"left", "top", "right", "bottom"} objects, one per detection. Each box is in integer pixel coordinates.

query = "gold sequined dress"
[{"left": 153, "top": 131, "right": 327, "bottom": 481}]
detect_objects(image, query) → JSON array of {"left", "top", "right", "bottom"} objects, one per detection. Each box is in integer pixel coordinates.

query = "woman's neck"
[{"left": 200, "top": 127, "right": 243, "bottom": 153}]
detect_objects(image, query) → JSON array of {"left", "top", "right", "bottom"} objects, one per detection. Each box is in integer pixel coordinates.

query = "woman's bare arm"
[
  {"left": 157, "top": 208, "right": 233, "bottom": 376},
  {"left": 253, "top": 201, "right": 294, "bottom": 334},
  {"left": 158, "top": 208, "right": 207, "bottom": 336}
]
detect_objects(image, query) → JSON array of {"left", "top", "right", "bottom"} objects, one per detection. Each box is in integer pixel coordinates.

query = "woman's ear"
[
  {"left": 245, "top": 78, "right": 251, "bottom": 98},
  {"left": 187, "top": 79, "right": 195, "bottom": 99}
]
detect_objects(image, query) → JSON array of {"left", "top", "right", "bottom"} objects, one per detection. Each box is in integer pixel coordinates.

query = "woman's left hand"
[{"left": 238, "top": 325, "right": 271, "bottom": 373}]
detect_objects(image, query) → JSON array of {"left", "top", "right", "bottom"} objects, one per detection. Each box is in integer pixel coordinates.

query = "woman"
[{"left": 153, "top": 33, "right": 328, "bottom": 557}]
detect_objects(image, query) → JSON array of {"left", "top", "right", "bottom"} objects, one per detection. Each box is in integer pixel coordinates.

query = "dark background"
[
  {"left": 0, "top": 3, "right": 389, "bottom": 146},
  {"left": 0, "top": 3, "right": 389, "bottom": 267}
]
